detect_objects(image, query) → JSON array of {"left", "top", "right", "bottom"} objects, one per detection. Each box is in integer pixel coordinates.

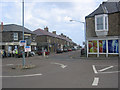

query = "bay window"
[{"left": 95, "top": 14, "right": 108, "bottom": 31}]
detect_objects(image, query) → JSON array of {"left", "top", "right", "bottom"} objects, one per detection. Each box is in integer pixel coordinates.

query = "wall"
[{"left": 86, "top": 12, "right": 119, "bottom": 39}]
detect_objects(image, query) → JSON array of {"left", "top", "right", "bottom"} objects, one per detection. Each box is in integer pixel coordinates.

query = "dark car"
[
  {"left": 56, "top": 49, "right": 63, "bottom": 53},
  {"left": 81, "top": 48, "right": 85, "bottom": 55},
  {"left": 72, "top": 48, "right": 76, "bottom": 51}
]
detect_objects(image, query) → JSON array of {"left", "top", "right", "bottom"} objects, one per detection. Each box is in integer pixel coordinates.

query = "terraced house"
[
  {"left": 33, "top": 26, "right": 76, "bottom": 53},
  {"left": 0, "top": 24, "right": 37, "bottom": 53},
  {"left": 85, "top": 1, "right": 120, "bottom": 57}
]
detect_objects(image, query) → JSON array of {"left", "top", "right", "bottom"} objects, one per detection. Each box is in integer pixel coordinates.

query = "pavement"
[{"left": 1, "top": 50, "right": 119, "bottom": 88}]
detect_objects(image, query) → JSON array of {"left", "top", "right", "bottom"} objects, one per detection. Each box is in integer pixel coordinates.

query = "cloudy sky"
[{"left": 1, "top": 0, "right": 105, "bottom": 46}]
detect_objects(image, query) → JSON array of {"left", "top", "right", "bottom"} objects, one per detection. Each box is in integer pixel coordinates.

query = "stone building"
[
  {"left": 85, "top": 1, "right": 120, "bottom": 57},
  {"left": 33, "top": 27, "right": 75, "bottom": 53},
  {"left": 0, "top": 24, "right": 37, "bottom": 53}
]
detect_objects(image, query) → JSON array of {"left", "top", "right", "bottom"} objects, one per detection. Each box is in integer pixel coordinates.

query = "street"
[{"left": 2, "top": 50, "right": 119, "bottom": 88}]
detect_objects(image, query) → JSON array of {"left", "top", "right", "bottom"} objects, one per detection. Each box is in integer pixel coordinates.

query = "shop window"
[
  {"left": 99, "top": 40, "right": 106, "bottom": 53},
  {"left": 88, "top": 40, "right": 97, "bottom": 53},
  {"left": 108, "top": 40, "right": 119, "bottom": 53}
]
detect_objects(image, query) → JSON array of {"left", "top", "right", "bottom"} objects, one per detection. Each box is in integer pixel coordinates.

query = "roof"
[
  {"left": 86, "top": 1, "right": 120, "bottom": 18},
  {"left": 0, "top": 24, "right": 34, "bottom": 34},
  {"left": 33, "top": 29, "right": 73, "bottom": 43}
]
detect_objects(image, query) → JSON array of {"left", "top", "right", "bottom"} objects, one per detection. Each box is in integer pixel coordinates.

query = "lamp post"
[
  {"left": 69, "top": 19, "right": 86, "bottom": 57},
  {"left": 22, "top": 0, "right": 25, "bottom": 67}
]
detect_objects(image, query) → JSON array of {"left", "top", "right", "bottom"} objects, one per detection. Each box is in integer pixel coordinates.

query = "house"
[
  {"left": 85, "top": 1, "right": 120, "bottom": 57},
  {"left": 0, "top": 24, "right": 37, "bottom": 53},
  {"left": 33, "top": 26, "right": 75, "bottom": 53}
]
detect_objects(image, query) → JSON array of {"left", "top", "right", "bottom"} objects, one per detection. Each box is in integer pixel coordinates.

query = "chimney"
[
  {"left": 44, "top": 26, "right": 49, "bottom": 32},
  {"left": 52, "top": 31, "right": 56, "bottom": 34},
  {"left": 1, "top": 22, "right": 3, "bottom": 32},
  {"left": 61, "top": 33, "right": 63, "bottom": 36}
]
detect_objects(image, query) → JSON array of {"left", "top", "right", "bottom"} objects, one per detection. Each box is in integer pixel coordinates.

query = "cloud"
[
  {"left": 2, "top": 0, "right": 104, "bottom": 45},
  {"left": 64, "top": 16, "right": 72, "bottom": 22}
]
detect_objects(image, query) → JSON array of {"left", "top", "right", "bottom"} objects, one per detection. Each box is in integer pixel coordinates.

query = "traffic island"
[{"left": 11, "top": 64, "right": 36, "bottom": 70}]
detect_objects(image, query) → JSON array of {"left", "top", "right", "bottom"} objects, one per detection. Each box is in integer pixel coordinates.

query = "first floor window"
[
  {"left": 14, "top": 33, "right": 18, "bottom": 40},
  {"left": 95, "top": 14, "right": 108, "bottom": 31},
  {"left": 96, "top": 16, "right": 103, "bottom": 30}
]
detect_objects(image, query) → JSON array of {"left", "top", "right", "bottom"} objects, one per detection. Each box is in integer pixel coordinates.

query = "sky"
[{"left": 0, "top": 0, "right": 105, "bottom": 46}]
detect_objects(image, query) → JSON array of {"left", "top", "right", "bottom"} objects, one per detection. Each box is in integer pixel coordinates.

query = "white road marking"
[
  {"left": 92, "top": 77, "right": 99, "bottom": 86},
  {"left": 0, "top": 73, "right": 42, "bottom": 78},
  {"left": 98, "top": 71, "right": 120, "bottom": 74},
  {"left": 92, "top": 65, "right": 98, "bottom": 74},
  {"left": 98, "top": 66, "right": 114, "bottom": 72},
  {"left": 51, "top": 62, "right": 67, "bottom": 68}
]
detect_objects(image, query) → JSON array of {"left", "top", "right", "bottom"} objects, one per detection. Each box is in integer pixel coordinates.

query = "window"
[
  {"left": 88, "top": 40, "right": 97, "bottom": 53},
  {"left": 97, "top": 17, "right": 103, "bottom": 30},
  {"left": 95, "top": 14, "right": 108, "bottom": 31},
  {"left": 108, "top": 40, "right": 119, "bottom": 53},
  {"left": 14, "top": 33, "right": 18, "bottom": 40}
]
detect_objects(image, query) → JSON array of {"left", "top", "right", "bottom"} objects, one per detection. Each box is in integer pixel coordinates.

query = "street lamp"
[
  {"left": 69, "top": 19, "right": 87, "bottom": 57},
  {"left": 22, "top": 0, "right": 25, "bottom": 67}
]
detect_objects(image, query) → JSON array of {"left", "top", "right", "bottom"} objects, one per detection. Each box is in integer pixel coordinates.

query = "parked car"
[
  {"left": 63, "top": 48, "right": 68, "bottom": 52},
  {"left": 68, "top": 48, "right": 72, "bottom": 51},
  {"left": 56, "top": 49, "right": 63, "bottom": 53},
  {"left": 72, "top": 48, "right": 76, "bottom": 51},
  {"left": 30, "top": 51, "right": 35, "bottom": 56},
  {"left": 81, "top": 48, "right": 85, "bottom": 55},
  {"left": 37, "top": 51, "right": 50, "bottom": 55},
  {"left": 27, "top": 51, "right": 35, "bottom": 57}
]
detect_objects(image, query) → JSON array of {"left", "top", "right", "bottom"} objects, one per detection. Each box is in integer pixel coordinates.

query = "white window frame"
[
  {"left": 95, "top": 14, "right": 108, "bottom": 31},
  {"left": 14, "top": 33, "right": 18, "bottom": 40}
]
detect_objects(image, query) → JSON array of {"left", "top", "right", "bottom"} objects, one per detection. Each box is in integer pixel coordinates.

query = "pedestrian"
[
  {"left": 15, "top": 49, "right": 18, "bottom": 58},
  {"left": 9, "top": 50, "right": 12, "bottom": 57},
  {"left": 12, "top": 49, "right": 15, "bottom": 57},
  {"left": 1, "top": 50, "right": 4, "bottom": 58}
]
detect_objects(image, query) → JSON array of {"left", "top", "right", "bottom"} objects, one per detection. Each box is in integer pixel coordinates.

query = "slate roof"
[
  {"left": 86, "top": 1, "right": 120, "bottom": 18},
  {"left": 33, "top": 29, "right": 73, "bottom": 43},
  {"left": 0, "top": 24, "right": 34, "bottom": 34}
]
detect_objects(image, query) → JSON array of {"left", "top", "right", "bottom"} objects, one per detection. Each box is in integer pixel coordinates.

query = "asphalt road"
[{"left": 2, "top": 50, "right": 119, "bottom": 88}]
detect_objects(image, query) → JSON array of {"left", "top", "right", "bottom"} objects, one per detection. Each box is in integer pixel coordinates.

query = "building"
[
  {"left": 85, "top": 1, "right": 120, "bottom": 57},
  {"left": 0, "top": 24, "right": 37, "bottom": 53},
  {"left": 33, "top": 27, "right": 76, "bottom": 53}
]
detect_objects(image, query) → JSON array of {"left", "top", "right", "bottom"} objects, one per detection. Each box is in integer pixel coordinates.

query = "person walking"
[
  {"left": 12, "top": 49, "right": 15, "bottom": 57},
  {"left": 15, "top": 49, "right": 18, "bottom": 58}
]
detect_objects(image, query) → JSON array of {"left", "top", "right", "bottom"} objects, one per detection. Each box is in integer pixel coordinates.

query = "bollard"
[{"left": 43, "top": 51, "right": 45, "bottom": 57}]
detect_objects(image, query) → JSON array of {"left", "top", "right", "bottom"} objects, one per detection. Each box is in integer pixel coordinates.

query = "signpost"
[
  {"left": 19, "top": 40, "right": 26, "bottom": 46},
  {"left": 25, "top": 46, "right": 31, "bottom": 52}
]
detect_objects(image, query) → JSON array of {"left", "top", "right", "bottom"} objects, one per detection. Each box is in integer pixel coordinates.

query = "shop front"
[{"left": 87, "top": 36, "right": 119, "bottom": 57}]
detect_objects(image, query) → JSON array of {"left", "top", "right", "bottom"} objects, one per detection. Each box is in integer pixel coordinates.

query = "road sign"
[
  {"left": 19, "top": 40, "right": 26, "bottom": 46},
  {"left": 25, "top": 46, "right": 31, "bottom": 52}
]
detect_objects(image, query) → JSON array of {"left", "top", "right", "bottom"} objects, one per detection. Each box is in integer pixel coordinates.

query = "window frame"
[
  {"left": 95, "top": 14, "right": 108, "bottom": 31},
  {"left": 13, "top": 33, "right": 18, "bottom": 40}
]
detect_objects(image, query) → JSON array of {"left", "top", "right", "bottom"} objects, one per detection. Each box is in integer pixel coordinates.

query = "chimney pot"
[{"left": 44, "top": 26, "right": 49, "bottom": 32}]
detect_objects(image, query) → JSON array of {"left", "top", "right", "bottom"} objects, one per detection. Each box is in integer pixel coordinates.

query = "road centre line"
[
  {"left": 98, "top": 66, "right": 114, "bottom": 72},
  {"left": 0, "top": 73, "right": 42, "bottom": 78},
  {"left": 92, "top": 77, "right": 99, "bottom": 86},
  {"left": 92, "top": 65, "right": 98, "bottom": 74}
]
